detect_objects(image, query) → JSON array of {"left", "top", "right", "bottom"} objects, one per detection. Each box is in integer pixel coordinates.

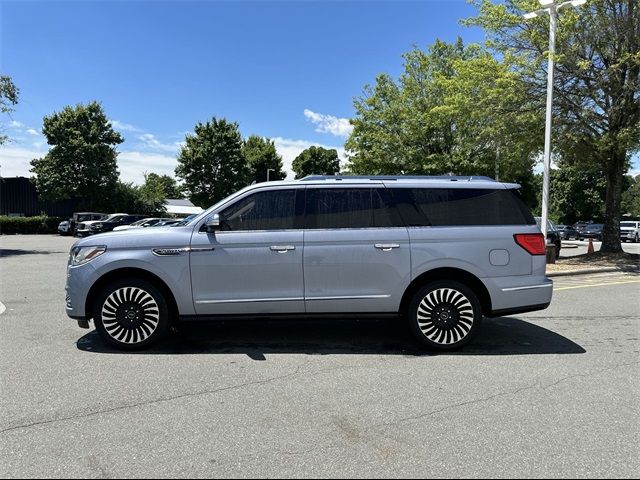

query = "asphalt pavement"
[{"left": 1, "top": 235, "right": 639, "bottom": 478}]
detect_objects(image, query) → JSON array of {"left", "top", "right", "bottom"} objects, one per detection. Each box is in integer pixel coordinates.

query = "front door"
[{"left": 190, "top": 188, "right": 305, "bottom": 315}]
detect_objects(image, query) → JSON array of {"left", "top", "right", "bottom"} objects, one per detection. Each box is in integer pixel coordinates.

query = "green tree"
[
  {"left": 548, "top": 164, "right": 607, "bottom": 224},
  {"left": 175, "top": 118, "right": 249, "bottom": 208},
  {"left": 468, "top": 0, "right": 640, "bottom": 252},
  {"left": 1, "top": 76, "right": 19, "bottom": 145},
  {"left": 141, "top": 172, "right": 183, "bottom": 199},
  {"left": 243, "top": 135, "right": 286, "bottom": 183},
  {"left": 30, "top": 101, "right": 123, "bottom": 209},
  {"left": 621, "top": 175, "right": 640, "bottom": 218},
  {"left": 292, "top": 146, "right": 340, "bottom": 179},
  {"left": 346, "top": 39, "right": 541, "bottom": 183}
]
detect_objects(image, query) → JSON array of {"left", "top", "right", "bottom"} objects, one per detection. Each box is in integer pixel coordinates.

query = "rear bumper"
[{"left": 483, "top": 276, "right": 553, "bottom": 315}]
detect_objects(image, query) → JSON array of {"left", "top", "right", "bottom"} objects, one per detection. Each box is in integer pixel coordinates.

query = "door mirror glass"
[{"left": 205, "top": 214, "right": 221, "bottom": 233}]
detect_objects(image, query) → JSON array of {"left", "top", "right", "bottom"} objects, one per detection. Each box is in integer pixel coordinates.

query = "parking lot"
[{"left": 1, "top": 235, "right": 639, "bottom": 478}]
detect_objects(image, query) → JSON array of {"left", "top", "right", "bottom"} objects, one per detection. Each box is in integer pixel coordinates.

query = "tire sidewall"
[
  {"left": 93, "top": 278, "right": 170, "bottom": 350},
  {"left": 407, "top": 280, "right": 482, "bottom": 351}
]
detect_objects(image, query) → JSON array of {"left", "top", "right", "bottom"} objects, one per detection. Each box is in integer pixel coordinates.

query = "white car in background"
[
  {"left": 620, "top": 220, "right": 640, "bottom": 243},
  {"left": 112, "top": 218, "right": 172, "bottom": 231}
]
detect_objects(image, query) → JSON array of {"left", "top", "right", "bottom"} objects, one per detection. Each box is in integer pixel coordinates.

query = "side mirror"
[{"left": 205, "top": 214, "right": 221, "bottom": 233}]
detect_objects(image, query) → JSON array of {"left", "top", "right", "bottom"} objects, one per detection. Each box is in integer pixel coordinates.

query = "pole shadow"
[{"left": 76, "top": 316, "right": 586, "bottom": 358}]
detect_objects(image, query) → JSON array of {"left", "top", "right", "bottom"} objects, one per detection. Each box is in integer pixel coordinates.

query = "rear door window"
[{"left": 305, "top": 188, "right": 402, "bottom": 229}]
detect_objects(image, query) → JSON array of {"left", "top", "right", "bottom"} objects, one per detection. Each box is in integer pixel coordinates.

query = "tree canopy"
[
  {"left": 175, "top": 118, "right": 249, "bottom": 208},
  {"left": 0, "top": 76, "right": 19, "bottom": 145},
  {"left": 292, "top": 146, "right": 340, "bottom": 179},
  {"left": 30, "top": 101, "right": 123, "bottom": 210},
  {"left": 243, "top": 135, "right": 286, "bottom": 183}
]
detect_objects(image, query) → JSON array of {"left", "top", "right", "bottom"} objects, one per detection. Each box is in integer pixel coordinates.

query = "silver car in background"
[{"left": 65, "top": 176, "right": 552, "bottom": 351}]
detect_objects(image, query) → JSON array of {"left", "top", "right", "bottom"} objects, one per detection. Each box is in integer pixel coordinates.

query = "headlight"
[
  {"left": 90, "top": 223, "right": 103, "bottom": 230},
  {"left": 70, "top": 246, "right": 106, "bottom": 266}
]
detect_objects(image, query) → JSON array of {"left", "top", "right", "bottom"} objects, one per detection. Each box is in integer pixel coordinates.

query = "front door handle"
[
  {"left": 374, "top": 243, "right": 400, "bottom": 251},
  {"left": 270, "top": 245, "right": 296, "bottom": 253}
]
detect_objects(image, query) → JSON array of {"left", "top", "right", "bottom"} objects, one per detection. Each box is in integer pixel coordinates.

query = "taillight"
[{"left": 514, "top": 233, "right": 546, "bottom": 255}]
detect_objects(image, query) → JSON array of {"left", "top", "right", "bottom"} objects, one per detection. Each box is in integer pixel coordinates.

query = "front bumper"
[{"left": 65, "top": 262, "right": 99, "bottom": 320}]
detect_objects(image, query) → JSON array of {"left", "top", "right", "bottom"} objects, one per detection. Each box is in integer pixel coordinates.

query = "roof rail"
[{"left": 300, "top": 175, "right": 496, "bottom": 182}]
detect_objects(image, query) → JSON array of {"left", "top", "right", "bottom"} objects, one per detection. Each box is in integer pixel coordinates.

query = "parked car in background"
[
  {"left": 113, "top": 218, "right": 174, "bottom": 231},
  {"left": 58, "top": 220, "right": 71, "bottom": 236},
  {"left": 556, "top": 224, "right": 579, "bottom": 240},
  {"left": 620, "top": 220, "right": 640, "bottom": 243},
  {"left": 573, "top": 221, "right": 593, "bottom": 235},
  {"left": 535, "top": 217, "right": 561, "bottom": 259},
  {"left": 69, "top": 212, "right": 107, "bottom": 235},
  {"left": 151, "top": 219, "right": 182, "bottom": 227},
  {"left": 76, "top": 214, "right": 147, "bottom": 237},
  {"left": 579, "top": 223, "right": 604, "bottom": 241}
]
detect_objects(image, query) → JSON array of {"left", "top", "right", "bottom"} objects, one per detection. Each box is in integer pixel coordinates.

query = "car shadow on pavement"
[
  {"left": 0, "top": 249, "right": 61, "bottom": 258},
  {"left": 76, "top": 317, "right": 586, "bottom": 358}
]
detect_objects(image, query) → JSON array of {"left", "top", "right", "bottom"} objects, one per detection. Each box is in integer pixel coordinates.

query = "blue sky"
[{"left": 2, "top": 0, "right": 636, "bottom": 183}]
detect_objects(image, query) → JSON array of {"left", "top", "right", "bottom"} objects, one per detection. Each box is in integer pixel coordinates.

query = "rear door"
[{"left": 303, "top": 186, "right": 411, "bottom": 313}]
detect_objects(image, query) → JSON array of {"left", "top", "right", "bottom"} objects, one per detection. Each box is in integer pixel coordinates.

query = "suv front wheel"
[
  {"left": 93, "top": 278, "right": 170, "bottom": 350},
  {"left": 407, "top": 281, "right": 482, "bottom": 350}
]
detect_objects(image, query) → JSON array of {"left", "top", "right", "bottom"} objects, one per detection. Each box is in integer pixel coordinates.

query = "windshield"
[
  {"left": 620, "top": 222, "right": 636, "bottom": 228},
  {"left": 173, "top": 214, "right": 199, "bottom": 226},
  {"left": 588, "top": 224, "right": 604, "bottom": 229},
  {"left": 130, "top": 219, "right": 150, "bottom": 226}
]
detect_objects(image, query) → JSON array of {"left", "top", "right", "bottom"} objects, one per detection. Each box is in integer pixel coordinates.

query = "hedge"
[{"left": 0, "top": 215, "right": 67, "bottom": 234}]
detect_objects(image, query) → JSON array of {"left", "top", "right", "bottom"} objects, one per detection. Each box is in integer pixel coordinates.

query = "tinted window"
[
  {"left": 305, "top": 188, "right": 401, "bottom": 229},
  {"left": 220, "top": 189, "right": 296, "bottom": 231},
  {"left": 393, "top": 188, "right": 535, "bottom": 226}
]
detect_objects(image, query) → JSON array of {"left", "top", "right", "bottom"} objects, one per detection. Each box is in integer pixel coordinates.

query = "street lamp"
[
  {"left": 524, "top": 0, "right": 586, "bottom": 241},
  {"left": 266, "top": 168, "right": 275, "bottom": 182}
]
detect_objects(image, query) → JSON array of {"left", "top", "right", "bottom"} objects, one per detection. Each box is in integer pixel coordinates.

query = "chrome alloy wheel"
[
  {"left": 416, "top": 288, "right": 474, "bottom": 345},
  {"left": 101, "top": 287, "right": 160, "bottom": 344}
]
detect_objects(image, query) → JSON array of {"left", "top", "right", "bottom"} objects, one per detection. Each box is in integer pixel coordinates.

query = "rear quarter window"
[{"left": 392, "top": 188, "right": 535, "bottom": 227}]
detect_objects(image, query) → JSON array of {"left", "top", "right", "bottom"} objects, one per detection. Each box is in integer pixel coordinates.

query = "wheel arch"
[
  {"left": 85, "top": 267, "right": 179, "bottom": 321},
  {"left": 399, "top": 267, "right": 492, "bottom": 316}
]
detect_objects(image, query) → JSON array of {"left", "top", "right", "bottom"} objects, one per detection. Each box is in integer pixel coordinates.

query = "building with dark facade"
[{"left": 0, "top": 176, "right": 80, "bottom": 217}]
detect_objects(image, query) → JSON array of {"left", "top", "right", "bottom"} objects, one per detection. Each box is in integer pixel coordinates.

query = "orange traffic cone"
[{"left": 587, "top": 238, "right": 595, "bottom": 254}]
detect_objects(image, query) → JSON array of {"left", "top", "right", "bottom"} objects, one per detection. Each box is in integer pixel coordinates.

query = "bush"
[{"left": 0, "top": 215, "right": 66, "bottom": 234}]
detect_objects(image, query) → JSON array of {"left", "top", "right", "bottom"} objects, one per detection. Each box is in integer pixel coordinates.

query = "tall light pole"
[
  {"left": 266, "top": 168, "right": 274, "bottom": 182},
  {"left": 524, "top": 0, "right": 586, "bottom": 240}
]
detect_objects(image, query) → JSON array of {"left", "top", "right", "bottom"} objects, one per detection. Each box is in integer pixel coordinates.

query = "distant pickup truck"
[{"left": 620, "top": 220, "right": 640, "bottom": 243}]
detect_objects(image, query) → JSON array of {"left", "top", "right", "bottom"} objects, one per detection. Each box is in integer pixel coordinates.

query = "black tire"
[
  {"left": 92, "top": 278, "right": 171, "bottom": 350},
  {"left": 635, "top": 234, "right": 639, "bottom": 244},
  {"left": 407, "top": 281, "right": 482, "bottom": 351}
]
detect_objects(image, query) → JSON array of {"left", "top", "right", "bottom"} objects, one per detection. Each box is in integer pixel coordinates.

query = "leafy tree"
[
  {"left": 548, "top": 164, "right": 607, "bottom": 224},
  {"left": 621, "top": 175, "right": 640, "bottom": 218},
  {"left": 141, "top": 172, "right": 183, "bottom": 199},
  {"left": 346, "top": 39, "right": 541, "bottom": 183},
  {"left": 0, "top": 76, "right": 19, "bottom": 145},
  {"left": 467, "top": 0, "right": 640, "bottom": 252},
  {"left": 175, "top": 118, "right": 249, "bottom": 208},
  {"left": 30, "top": 101, "right": 123, "bottom": 209},
  {"left": 243, "top": 135, "right": 286, "bottom": 183},
  {"left": 292, "top": 146, "right": 340, "bottom": 179}
]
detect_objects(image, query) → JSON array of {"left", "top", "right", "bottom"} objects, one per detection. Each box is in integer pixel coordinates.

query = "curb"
[{"left": 547, "top": 266, "right": 638, "bottom": 277}]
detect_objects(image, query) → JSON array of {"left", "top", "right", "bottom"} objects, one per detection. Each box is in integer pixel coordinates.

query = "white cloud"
[
  {"left": 117, "top": 151, "right": 178, "bottom": 184},
  {"left": 303, "top": 109, "right": 353, "bottom": 137},
  {"left": 26, "top": 128, "right": 39, "bottom": 136},
  {"left": 273, "top": 137, "right": 347, "bottom": 179},
  {"left": 0, "top": 145, "right": 46, "bottom": 178},
  {"left": 111, "top": 119, "right": 142, "bottom": 132},
  {"left": 8, "top": 120, "right": 24, "bottom": 129},
  {"left": 137, "top": 133, "right": 180, "bottom": 154}
]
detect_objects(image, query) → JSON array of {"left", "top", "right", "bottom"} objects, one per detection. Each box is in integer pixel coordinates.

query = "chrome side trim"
[
  {"left": 195, "top": 297, "right": 304, "bottom": 304},
  {"left": 501, "top": 283, "right": 553, "bottom": 292},
  {"left": 305, "top": 294, "right": 391, "bottom": 301},
  {"left": 152, "top": 247, "right": 191, "bottom": 256},
  {"left": 190, "top": 247, "right": 216, "bottom": 252}
]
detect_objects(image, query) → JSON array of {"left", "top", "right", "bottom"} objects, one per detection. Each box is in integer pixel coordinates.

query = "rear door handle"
[
  {"left": 270, "top": 245, "right": 296, "bottom": 253},
  {"left": 375, "top": 243, "right": 400, "bottom": 251}
]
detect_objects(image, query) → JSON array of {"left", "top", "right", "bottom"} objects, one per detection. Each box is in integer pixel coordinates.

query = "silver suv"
[{"left": 65, "top": 176, "right": 553, "bottom": 351}]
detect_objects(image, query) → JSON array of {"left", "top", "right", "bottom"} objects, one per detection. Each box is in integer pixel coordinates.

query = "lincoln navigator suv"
[{"left": 65, "top": 176, "right": 553, "bottom": 351}]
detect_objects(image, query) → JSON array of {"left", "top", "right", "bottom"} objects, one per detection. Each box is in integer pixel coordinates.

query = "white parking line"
[{"left": 0, "top": 301, "right": 5, "bottom": 315}]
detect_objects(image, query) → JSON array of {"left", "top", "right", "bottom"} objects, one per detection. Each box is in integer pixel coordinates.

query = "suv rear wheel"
[
  {"left": 407, "top": 281, "right": 482, "bottom": 350},
  {"left": 93, "top": 278, "right": 170, "bottom": 350}
]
